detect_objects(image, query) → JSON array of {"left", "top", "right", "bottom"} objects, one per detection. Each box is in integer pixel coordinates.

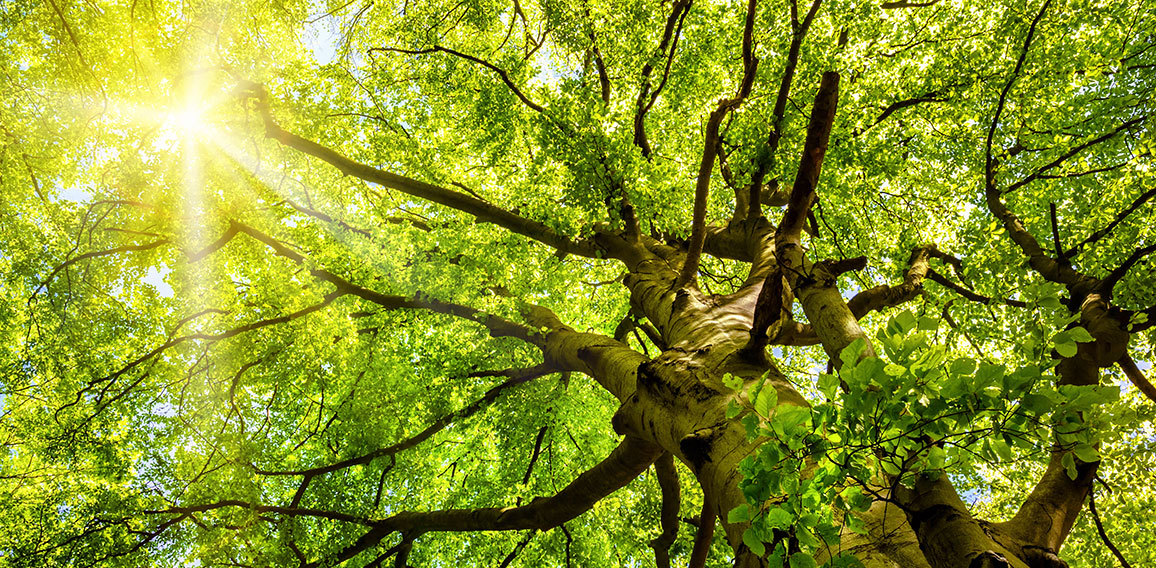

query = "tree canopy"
[{"left": 1, "top": 0, "right": 1154, "bottom": 566}]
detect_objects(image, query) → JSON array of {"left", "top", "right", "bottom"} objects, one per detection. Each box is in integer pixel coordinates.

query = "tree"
[{"left": 1, "top": 0, "right": 1154, "bottom": 566}]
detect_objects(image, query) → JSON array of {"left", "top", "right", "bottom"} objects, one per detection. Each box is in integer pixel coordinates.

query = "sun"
[{"left": 166, "top": 104, "right": 207, "bottom": 137}]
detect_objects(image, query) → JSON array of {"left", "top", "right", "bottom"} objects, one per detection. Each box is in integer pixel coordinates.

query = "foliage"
[{"left": 0, "top": 0, "right": 1154, "bottom": 566}]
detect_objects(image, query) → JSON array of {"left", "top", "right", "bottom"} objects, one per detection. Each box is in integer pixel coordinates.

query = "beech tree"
[{"left": 2, "top": 0, "right": 1155, "bottom": 566}]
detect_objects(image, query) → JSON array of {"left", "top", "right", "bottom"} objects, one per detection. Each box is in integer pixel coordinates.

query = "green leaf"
[
  {"left": 880, "top": 459, "right": 901, "bottom": 476},
  {"left": 795, "top": 525, "right": 820, "bottom": 549},
  {"left": 726, "top": 401, "right": 742, "bottom": 419},
  {"left": 950, "top": 357, "right": 977, "bottom": 376},
  {"left": 818, "top": 373, "right": 840, "bottom": 399},
  {"left": 755, "top": 385, "right": 779, "bottom": 418},
  {"left": 765, "top": 506, "right": 793, "bottom": 529},
  {"left": 722, "top": 373, "right": 743, "bottom": 391},
  {"left": 940, "top": 374, "right": 968, "bottom": 399},
  {"left": 728, "top": 504, "right": 753, "bottom": 523},
  {"left": 743, "top": 528, "right": 766, "bottom": 557},
  {"left": 892, "top": 310, "right": 918, "bottom": 334},
  {"left": 839, "top": 486, "right": 872, "bottom": 512},
  {"left": 852, "top": 357, "right": 885, "bottom": 388},
  {"left": 1062, "top": 452, "right": 1078, "bottom": 480},
  {"left": 789, "top": 552, "right": 818, "bottom": 568},
  {"left": 840, "top": 338, "right": 868, "bottom": 368},
  {"left": 917, "top": 316, "right": 939, "bottom": 331},
  {"left": 1073, "top": 444, "right": 1100, "bottom": 463},
  {"left": 772, "top": 405, "right": 813, "bottom": 437},
  {"left": 1067, "top": 327, "right": 1094, "bottom": 343},
  {"left": 1054, "top": 341, "right": 1078, "bottom": 358},
  {"left": 927, "top": 446, "right": 947, "bottom": 469},
  {"left": 846, "top": 514, "right": 868, "bottom": 535},
  {"left": 992, "top": 439, "right": 1013, "bottom": 462}
]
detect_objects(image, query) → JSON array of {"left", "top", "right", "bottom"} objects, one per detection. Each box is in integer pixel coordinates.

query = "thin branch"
[
  {"left": 687, "top": 495, "right": 715, "bottom": 568},
  {"left": 632, "top": 0, "right": 692, "bottom": 157},
  {"left": 982, "top": 0, "right": 1089, "bottom": 287},
  {"left": 1088, "top": 488, "right": 1133, "bottom": 568},
  {"left": 230, "top": 221, "right": 541, "bottom": 340},
  {"left": 1067, "top": 186, "right": 1156, "bottom": 258},
  {"left": 53, "top": 291, "right": 340, "bottom": 428},
  {"left": 649, "top": 453, "right": 680, "bottom": 568},
  {"left": 32, "top": 239, "right": 169, "bottom": 299},
  {"left": 521, "top": 426, "right": 549, "bottom": 484},
  {"left": 881, "top": 0, "right": 939, "bottom": 7},
  {"left": 1004, "top": 116, "right": 1147, "bottom": 195},
  {"left": 678, "top": 103, "right": 732, "bottom": 288},
  {"left": 256, "top": 365, "right": 552, "bottom": 479},
  {"left": 985, "top": 0, "right": 1050, "bottom": 179},
  {"left": 1117, "top": 354, "right": 1156, "bottom": 403},
  {"left": 239, "top": 83, "right": 598, "bottom": 258},
  {"left": 1100, "top": 243, "right": 1156, "bottom": 293},
  {"left": 317, "top": 436, "right": 663, "bottom": 566},
  {"left": 926, "top": 269, "right": 1029, "bottom": 308},
  {"left": 742, "top": 269, "right": 786, "bottom": 360},
  {"left": 864, "top": 91, "right": 947, "bottom": 132},
  {"left": 636, "top": 319, "right": 666, "bottom": 351},
  {"left": 582, "top": 2, "right": 611, "bottom": 103},
  {"left": 145, "top": 500, "right": 375, "bottom": 526},
  {"left": 498, "top": 531, "right": 536, "bottom": 568},
  {"left": 746, "top": 0, "right": 824, "bottom": 219},
  {"left": 677, "top": 0, "right": 765, "bottom": 286},
  {"left": 283, "top": 195, "right": 430, "bottom": 235},
  {"left": 370, "top": 46, "right": 544, "bottom": 113},
  {"left": 776, "top": 71, "right": 840, "bottom": 245}
]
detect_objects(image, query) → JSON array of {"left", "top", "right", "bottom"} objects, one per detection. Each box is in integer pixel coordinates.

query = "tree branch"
[
  {"left": 846, "top": 246, "right": 931, "bottom": 319},
  {"left": 1066, "top": 186, "right": 1156, "bottom": 258},
  {"left": 583, "top": 3, "right": 612, "bottom": 104},
  {"left": 33, "top": 239, "right": 169, "bottom": 299},
  {"left": 1117, "top": 354, "right": 1156, "bottom": 403},
  {"left": 881, "top": 0, "right": 939, "bottom": 8},
  {"left": 863, "top": 91, "right": 947, "bottom": 133},
  {"left": 744, "top": 0, "right": 823, "bottom": 220},
  {"left": 521, "top": 426, "right": 549, "bottom": 484},
  {"left": 773, "top": 72, "right": 863, "bottom": 363},
  {"left": 650, "top": 453, "right": 680, "bottom": 568},
  {"left": 776, "top": 71, "right": 839, "bottom": 245},
  {"left": 678, "top": 104, "right": 731, "bottom": 288},
  {"left": 53, "top": 290, "right": 340, "bottom": 429},
  {"left": 1004, "top": 116, "right": 1147, "bottom": 196},
  {"left": 925, "top": 269, "right": 1029, "bottom": 308},
  {"left": 498, "top": 531, "right": 536, "bottom": 568},
  {"left": 742, "top": 269, "right": 793, "bottom": 358},
  {"left": 1050, "top": 202, "right": 1063, "bottom": 258},
  {"left": 633, "top": 0, "right": 693, "bottom": 157},
  {"left": 145, "top": 500, "right": 375, "bottom": 526},
  {"left": 255, "top": 365, "right": 550, "bottom": 481},
  {"left": 240, "top": 83, "right": 598, "bottom": 258},
  {"left": 1088, "top": 488, "right": 1134, "bottom": 568},
  {"left": 677, "top": 2, "right": 765, "bottom": 287},
  {"left": 320, "top": 436, "right": 663, "bottom": 566},
  {"left": 228, "top": 220, "right": 542, "bottom": 341},
  {"left": 688, "top": 494, "right": 715, "bottom": 568},
  {"left": 983, "top": 1, "right": 1090, "bottom": 287},
  {"left": 1099, "top": 243, "right": 1156, "bottom": 294},
  {"left": 368, "top": 45, "right": 545, "bottom": 113}
]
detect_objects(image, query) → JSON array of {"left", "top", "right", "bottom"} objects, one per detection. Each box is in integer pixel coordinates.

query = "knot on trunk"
[
  {"left": 1022, "top": 546, "right": 1069, "bottom": 568},
  {"left": 968, "top": 551, "right": 1010, "bottom": 568},
  {"left": 679, "top": 427, "right": 718, "bottom": 472}
]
